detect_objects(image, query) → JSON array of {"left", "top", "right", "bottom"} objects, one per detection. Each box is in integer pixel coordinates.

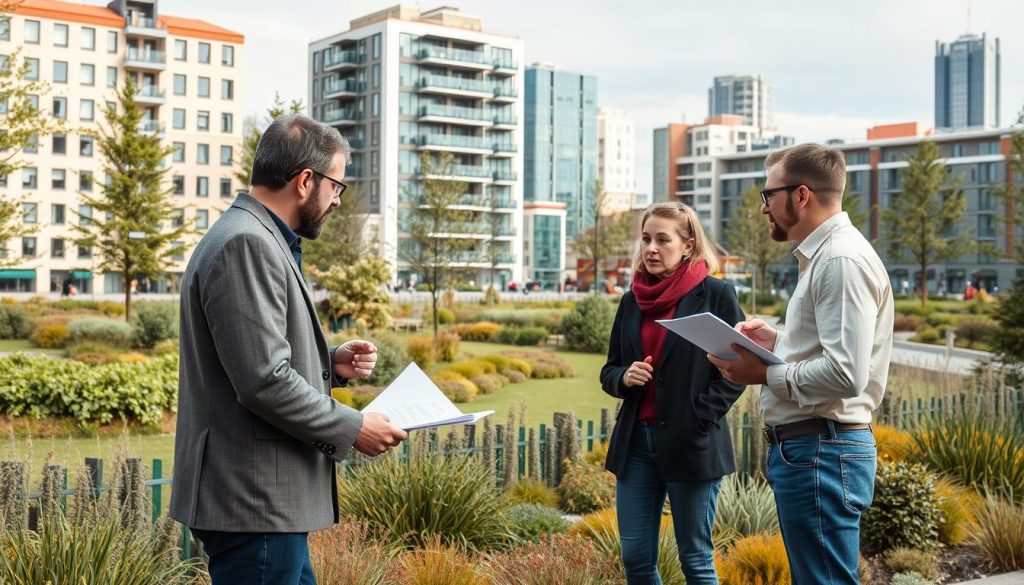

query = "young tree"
[
  {"left": 71, "top": 78, "right": 192, "bottom": 321},
  {"left": 234, "top": 93, "right": 304, "bottom": 187},
  {"left": 842, "top": 182, "right": 869, "bottom": 233},
  {"left": 992, "top": 107, "right": 1024, "bottom": 369},
  {"left": 308, "top": 256, "right": 392, "bottom": 331},
  {"left": 304, "top": 182, "right": 369, "bottom": 272},
  {"left": 725, "top": 184, "right": 788, "bottom": 313},
  {"left": 400, "top": 152, "right": 475, "bottom": 339},
  {"left": 0, "top": 0, "right": 64, "bottom": 264},
  {"left": 882, "top": 140, "right": 973, "bottom": 306},
  {"left": 572, "top": 180, "right": 632, "bottom": 291}
]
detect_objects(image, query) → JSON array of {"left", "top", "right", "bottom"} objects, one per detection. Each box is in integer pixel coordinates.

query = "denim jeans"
[
  {"left": 616, "top": 423, "right": 722, "bottom": 585},
  {"left": 192, "top": 529, "right": 316, "bottom": 585},
  {"left": 765, "top": 425, "right": 876, "bottom": 585}
]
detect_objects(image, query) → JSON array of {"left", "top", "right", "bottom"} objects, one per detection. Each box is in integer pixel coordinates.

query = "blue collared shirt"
[{"left": 261, "top": 204, "right": 302, "bottom": 271}]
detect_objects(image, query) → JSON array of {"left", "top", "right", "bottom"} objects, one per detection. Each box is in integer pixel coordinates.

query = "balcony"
[
  {"left": 417, "top": 46, "right": 491, "bottom": 70},
  {"left": 323, "top": 108, "right": 363, "bottom": 126},
  {"left": 346, "top": 137, "right": 364, "bottom": 149},
  {"left": 125, "top": 48, "right": 166, "bottom": 71},
  {"left": 492, "top": 113, "right": 517, "bottom": 128},
  {"left": 418, "top": 134, "right": 492, "bottom": 154},
  {"left": 417, "top": 75, "right": 493, "bottom": 98},
  {"left": 492, "top": 170, "right": 517, "bottom": 183},
  {"left": 420, "top": 164, "right": 493, "bottom": 183},
  {"left": 492, "top": 60, "right": 518, "bottom": 76},
  {"left": 323, "top": 49, "right": 363, "bottom": 71},
  {"left": 137, "top": 120, "right": 163, "bottom": 136},
  {"left": 124, "top": 16, "right": 167, "bottom": 39},
  {"left": 324, "top": 78, "right": 364, "bottom": 99},
  {"left": 490, "top": 142, "right": 517, "bottom": 157},
  {"left": 134, "top": 85, "right": 165, "bottom": 105},
  {"left": 492, "top": 86, "right": 518, "bottom": 102},
  {"left": 345, "top": 164, "right": 363, "bottom": 179},
  {"left": 418, "top": 104, "right": 493, "bottom": 127}
]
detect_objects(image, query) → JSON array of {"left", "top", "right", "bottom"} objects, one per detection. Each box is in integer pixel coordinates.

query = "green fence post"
[
  {"left": 151, "top": 459, "right": 162, "bottom": 523},
  {"left": 84, "top": 458, "right": 103, "bottom": 501},
  {"left": 538, "top": 424, "right": 547, "bottom": 483},
  {"left": 586, "top": 420, "right": 594, "bottom": 452},
  {"left": 518, "top": 426, "right": 526, "bottom": 478}
]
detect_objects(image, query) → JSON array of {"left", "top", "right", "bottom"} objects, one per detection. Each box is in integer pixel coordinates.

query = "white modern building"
[
  {"left": 708, "top": 75, "right": 774, "bottom": 133},
  {"left": 308, "top": 5, "right": 524, "bottom": 289},
  {"left": 597, "top": 107, "right": 635, "bottom": 214},
  {"left": 0, "top": 0, "right": 245, "bottom": 294}
]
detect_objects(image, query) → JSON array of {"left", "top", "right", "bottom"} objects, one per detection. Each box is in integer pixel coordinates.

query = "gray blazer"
[{"left": 170, "top": 192, "right": 364, "bottom": 533}]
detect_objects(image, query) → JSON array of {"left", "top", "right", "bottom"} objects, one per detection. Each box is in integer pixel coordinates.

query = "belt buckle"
[{"left": 762, "top": 427, "right": 773, "bottom": 445}]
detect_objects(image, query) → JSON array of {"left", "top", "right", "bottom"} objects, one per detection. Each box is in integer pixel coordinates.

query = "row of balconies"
[
  {"left": 397, "top": 220, "right": 517, "bottom": 238},
  {"left": 417, "top": 134, "right": 518, "bottom": 155},
  {"left": 400, "top": 192, "right": 517, "bottom": 209},
  {"left": 417, "top": 104, "right": 517, "bottom": 127},
  {"left": 416, "top": 75, "right": 518, "bottom": 101},
  {"left": 416, "top": 165, "right": 518, "bottom": 182},
  {"left": 321, "top": 45, "right": 517, "bottom": 75}
]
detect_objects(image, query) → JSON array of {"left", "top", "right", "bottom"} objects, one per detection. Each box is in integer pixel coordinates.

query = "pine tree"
[
  {"left": 725, "top": 184, "right": 788, "bottom": 313},
  {"left": 71, "top": 78, "right": 193, "bottom": 321},
  {"left": 991, "top": 107, "right": 1024, "bottom": 369}
]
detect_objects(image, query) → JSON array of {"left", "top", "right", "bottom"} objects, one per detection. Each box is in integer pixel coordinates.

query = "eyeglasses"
[
  {"left": 288, "top": 168, "right": 348, "bottom": 198},
  {"left": 760, "top": 184, "right": 803, "bottom": 206}
]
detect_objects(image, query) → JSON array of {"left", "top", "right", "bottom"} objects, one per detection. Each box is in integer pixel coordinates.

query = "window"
[
  {"left": 80, "top": 63, "right": 94, "bottom": 86},
  {"left": 22, "top": 168, "right": 37, "bottom": 189},
  {"left": 0, "top": 17, "right": 9, "bottom": 41},
  {"left": 171, "top": 209, "right": 184, "bottom": 228},
  {"left": 173, "top": 108, "right": 186, "bottom": 129},
  {"left": 52, "top": 169, "right": 65, "bottom": 190},
  {"left": 220, "top": 178, "right": 232, "bottom": 197},
  {"left": 174, "top": 39, "right": 187, "bottom": 61},
  {"left": 78, "top": 245, "right": 91, "bottom": 259},
  {"left": 197, "top": 144, "right": 209, "bottom": 164},
  {"left": 22, "top": 237, "right": 36, "bottom": 257},
  {"left": 53, "top": 97, "right": 66, "bottom": 119},
  {"left": 81, "top": 27, "right": 95, "bottom": 50},
  {"left": 22, "top": 202, "right": 37, "bottom": 223},
  {"left": 79, "top": 171, "right": 93, "bottom": 192},
  {"left": 371, "top": 93, "right": 379, "bottom": 116},
  {"left": 79, "top": 99, "right": 94, "bottom": 121},
  {"left": 106, "top": 66, "right": 117, "bottom": 88},
  {"left": 198, "top": 76, "right": 210, "bottom": 97},
  {"left": 172, "top": 175, "right": 184, "bottom": 195},
  {"left": 171, "top": 241, "right": 184, "bottom": 261},
  {"left": 24, "top": 134, "right": 38, "bottom": 154},
  {"left": 196, "top": 176, "right": 209, "bottom": 197},
  {"left": 78, "top": 205, "right": 92, "bottom": 226},
  {"left": 220, "top": 145, "right": 232, "bottom": 165},
  {"left": 173, "top": 74, "right": 186, "bottom": 95},
  {"left": 53, "top": 23, "right": 68, "bottom": 46},
  {"left": 25, "top": 20, "right": 40, "bottom": 43},
  {"left": 24, "top": 57, "right": 39, "bottom": 80},
  {"left": 221, "top": 79, "right": 233, "bottom": 100},
  {"left": 80, "top": 136, "right": 93, "bottom": 157},
  {"left": 51, "top": 204, "right": 65, "bottom": 224},
  {"left": 372, "top": 33, "right": 381, "bottom": 59},
  {"left": 198, "top": 42, "right": 211, "bottom": 63},
  {"left": 172, "top": 142, "right": 185, "bottom": 162},
  {"left": 196, "top": 209, "right": 209, "bottom": 229},
  {"left": 51, "top": 238, "right": 64, "bottom": 258},
  {"left": 222, "top": 45, "right": 234, "bottom": 66},
  {"left": 220, "top": 112, "right": 233, "bottom": 133},
  {"left": 107, "top": 30, "right": 117, "bottom": 52},
  {"left": 372, "top": 63, "right": 380, "bottom": 88},
  {"left": 52, "top": 134, "right": 66, "bottom": 154},
  {"left": 52, "top": 60, "right": 68, "bottom": 83},
  {"left": 197, "top": 110, "right": 209, "bottom": 131}
]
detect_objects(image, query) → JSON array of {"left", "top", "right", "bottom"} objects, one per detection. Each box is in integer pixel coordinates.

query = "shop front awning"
[
  {"left": 71, "top": 270, "right": 93, "bottom": 279},
  {"left": 0, "top": 269, "right": 36, "bottom": 280}
]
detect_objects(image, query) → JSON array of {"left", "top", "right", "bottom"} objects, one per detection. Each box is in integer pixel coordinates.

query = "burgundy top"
[{"left": 636, "top": 306, "right": 674, "bottom": 423}]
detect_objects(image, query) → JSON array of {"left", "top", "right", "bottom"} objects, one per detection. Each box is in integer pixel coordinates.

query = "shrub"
[
  {"left": 557, "top": 460, "right": 616, "bottom": 515},
  {"left": 560, "top": 296, "right": 614, "bottom": 353},
  {"left": 570, "top": 508, "right": 681, "bottom": 584},
  {"left": 448, "top": 359, "right": 493, "bottom": 379},
  {"left": 971, "top": 494, "right": 1024, "bottom": 572},
  {"left": 861, "top": 461, "right": 942, "bottom": 553},
  {"left": 584, "top": 441, "right": 609, "bottom": 467},
  {"left": 406, "top": 336, "right": 436, "bottom": 369},
  {"left": 482, "top": 285, "right": 500, "bottom": 307},
  {"left": 454, "top": 322, "right": 503, "bottom": 342},
  {"left": 96, "top": 301, "right": 125, "bottom": 317},
  {"left": 893, "top": 314, "right": 924, "bottom": 332},
  {"left": 395, "top": 535, "right": 488, "bottom": 585},
  {"left": 883, "top": 548, "right": 938, "bottom": 581},
  {"left": 66, "top": 341, "right": 121, "bottom": 365},
  {"left": 890, "top": 572, "right": 937, "bottom": 585},
  {"left": 338, "top": 452, "right": 513, "bottom": 551},
  {"left": 31, "top": 320, "right": 70, "bottom": 348},
  {"left": 437, "top": 330, "right": 460, "bottom": 362},
  {"left": 501, "top": 351, "right": 574, "bottom": 379},
  {"left": 505, "top": 357, "right": 532, "bottom": 378},
  {"left": 436, "top": 307, "right": 456, "bottom": 325},
  {"left": 308, "top": 518, "right": 397, "bottom": 585},
  {"left": 349, "top": 385, "right": 383, "bottom": 410},
  {"left": 364, "top": 333, "right": 409, "bottom": 387},
  {"left": 150, "top": 338, "right": 178, "bottom": 356},
  {"left": 477, "top": 354, "right": 512, "bottom": 372},
  {"left": 331, "top": 386, "right": 355, "bottom": 407},
  {"left": 505, "top": 504, "right": 569, "bottom": 544},
  {"left": 0, "top": 305, "right": 32, "bottom": 339},
  {"left": 497, "top": 326, "right": 549, "bottom": 346},
  {"left": 131, "top": 302, "right": 178, "bottom": 349},
  {"left": 507, "top": 479, "right": 560, "bottom": 508},
  {"left": 431, "top": 371, "right": 479, "bottom": 403},
  {"left": 912, "top": 327, "right": 940, "bottom": 344},
  {"left": 955, "top": 316, "right": 998, "bottom": 348},
  {"left": 117, "top": 352, "right": 150, "bottom": 364},
  {"left": 933, "top": 477, "right": 983, "bottom": 545},
  {"left": 477, "top": 308, "right": 566, "bottom": 330},
  {"left": 713, "top": 474, "right": 779, "bottom": 545},
  {"left": 924, "top": 313, "right": 956, "bottom": 328},
  {"left": 484, "top": 534, "right": 622, "bottom": 585},
  {"left": 874, "top": 424, "right": 917, "bottom": 462},
  {"left": 470, "top": 373, "right": 505, "bottom": 395},
  {"left": 502, "top": 369, "right": 527, "bottom": 383},
  {"left": 717, "top": 532, "right": 790, "bottom": 585},
  {"left": 68, "top": 317, "right": 134, "bottom": 348}
]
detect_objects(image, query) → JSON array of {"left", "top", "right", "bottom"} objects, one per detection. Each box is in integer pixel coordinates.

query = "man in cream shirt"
[{"left": 709, "top": 143, "right": 894, "bottom": 585}]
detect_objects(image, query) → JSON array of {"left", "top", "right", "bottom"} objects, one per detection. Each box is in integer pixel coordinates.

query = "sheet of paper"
[
  {"left": 361, "top": 362, "right": 494, "bottom": 430},
  {"left": 656, "top": 312, "right": 785, "bottom": 365}
]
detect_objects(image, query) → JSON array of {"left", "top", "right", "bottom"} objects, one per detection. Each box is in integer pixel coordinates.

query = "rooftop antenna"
[{"left": 965, "top": 0, "right": 972, "bottom": 35}]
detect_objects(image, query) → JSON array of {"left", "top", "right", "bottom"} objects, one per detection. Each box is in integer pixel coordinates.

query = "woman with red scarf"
[{"left": 600, "top": 202, "right": 745, "bottom": 584}]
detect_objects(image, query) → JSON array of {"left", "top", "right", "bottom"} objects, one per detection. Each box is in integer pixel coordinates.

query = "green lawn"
[{"left": 0, "top": 339, "right": 65, "bottom": 356}]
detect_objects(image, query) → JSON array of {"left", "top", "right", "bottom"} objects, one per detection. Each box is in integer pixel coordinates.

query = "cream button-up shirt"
[{"left": 761, "top": 212, "right": 894, "bottom": 426}]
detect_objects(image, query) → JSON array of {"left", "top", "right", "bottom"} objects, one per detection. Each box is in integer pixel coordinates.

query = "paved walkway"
[{"left": 954, "top": 570, "right": 1024, "bottom": 584}]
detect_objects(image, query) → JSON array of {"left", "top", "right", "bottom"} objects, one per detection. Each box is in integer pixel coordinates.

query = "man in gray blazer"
[{"left": 170, "top": 114, "right": 407, "bottom": 584}]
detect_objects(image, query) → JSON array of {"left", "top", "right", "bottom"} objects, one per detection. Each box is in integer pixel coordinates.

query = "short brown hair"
[
  {"left": 632, "top": 202, "right": 720, "bottom": 276},
  {"left": 765, "top": 143, "right": 846, "bottom": 205}
]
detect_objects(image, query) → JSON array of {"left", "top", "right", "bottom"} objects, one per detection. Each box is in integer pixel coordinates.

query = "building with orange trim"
[{"left": 0, "top": 0, "right": 244, "bottom": 294}]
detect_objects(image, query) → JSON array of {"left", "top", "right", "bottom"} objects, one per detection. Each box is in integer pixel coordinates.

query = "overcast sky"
[{"left": 170, "top": 0, "right": 1023, "bottom": 196}]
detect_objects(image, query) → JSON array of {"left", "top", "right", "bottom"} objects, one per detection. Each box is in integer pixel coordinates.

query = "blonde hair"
[{"left": 632, "top": 202, "right": 720, "bottom": 276}]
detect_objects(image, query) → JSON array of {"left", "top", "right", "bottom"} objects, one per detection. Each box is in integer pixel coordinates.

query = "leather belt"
[{"left": 763, "top": 418, "right": 871, "bottom": 445}]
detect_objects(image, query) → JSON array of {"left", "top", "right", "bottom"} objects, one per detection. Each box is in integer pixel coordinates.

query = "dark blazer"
[{"left": 600, "top": 277, "right": 746, "bottom": 482}]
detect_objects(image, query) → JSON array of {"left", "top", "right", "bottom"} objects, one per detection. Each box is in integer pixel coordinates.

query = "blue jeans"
[
  {"left": 192, "top": 529, "right": 316, "bottom": 585},
  {"left": 765, "top": 425, "right": 876, "bottom": 585},
  {"left": 616, "top": 424, "right": 721, "bottom": 585}
]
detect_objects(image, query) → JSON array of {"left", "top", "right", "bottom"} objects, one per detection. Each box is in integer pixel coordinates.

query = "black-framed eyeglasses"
[
  {"left": 288, "top": 168, "right": 348, "bottom": 198},
  {"left": 760, "top": 184, "right": 803, "bottom": 206}
]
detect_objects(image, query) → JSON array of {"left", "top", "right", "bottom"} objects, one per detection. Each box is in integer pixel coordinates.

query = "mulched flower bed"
[{"left": 865, "top": 545, "right": 999, "bottom": 584}]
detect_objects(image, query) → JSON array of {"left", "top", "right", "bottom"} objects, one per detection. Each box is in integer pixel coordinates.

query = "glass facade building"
[{"left": 935, "top": 34, "right": 1000, "bottom": 130}]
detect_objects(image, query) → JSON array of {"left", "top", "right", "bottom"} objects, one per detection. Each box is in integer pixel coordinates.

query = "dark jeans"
[
  {"left": 616, "top": 423, "right": 721, "bottom": 585},
  {"left": 192, "top": 528, "right": 316, "bottom": 585}
]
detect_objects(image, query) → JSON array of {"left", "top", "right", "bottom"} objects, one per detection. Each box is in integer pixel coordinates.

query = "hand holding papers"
[
  {"left": 361, "top": 363, "right": 494, "bottom": 431},
  {"left": 657, "top": 312, "right": 784, "bottom": 365}
]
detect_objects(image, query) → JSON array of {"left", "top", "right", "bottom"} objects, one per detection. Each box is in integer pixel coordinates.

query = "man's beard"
[
  {"left": 769, "top": 196, "right": 795, "bottom": 242},
  {"left": 296, "top": 181, "right": 331, "bottom": 240}
]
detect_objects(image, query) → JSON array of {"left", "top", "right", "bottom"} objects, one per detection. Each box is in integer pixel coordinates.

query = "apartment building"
[
  {"left": 308, "top": 5, "right": 524, "bottom": 289},
  {"left": 0, "top": 0, "right": 244, "bottom": 294},
  {"left": 935, "top": 33, "right": 1000, "bottom": 131},
  {"left": 708, "top": 74, "right": 774, "bottom": 132},
  {"left": 597, "top": 107, "right": 635, "bottom": 214}
]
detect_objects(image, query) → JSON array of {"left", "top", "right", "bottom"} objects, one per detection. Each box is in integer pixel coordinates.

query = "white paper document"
[
  {"left": 656, "top": 312, "right": 785, "bottom": 365},
  {"left": 361, "top": 362, "right": 494, "bottom": 430}
]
